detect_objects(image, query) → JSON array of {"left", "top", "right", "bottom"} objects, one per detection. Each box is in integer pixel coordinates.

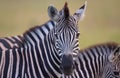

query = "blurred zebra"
[
  {"left": 0, "top": 2, "right": 87, "bottom": 78},
  {"left": 62, "top": 42, "right": 120, "bottom": 78}
]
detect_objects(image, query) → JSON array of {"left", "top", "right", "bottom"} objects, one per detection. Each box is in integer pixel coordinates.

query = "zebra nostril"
[{"left": 113, "top": 71, "right": 119, "bottom": 76}]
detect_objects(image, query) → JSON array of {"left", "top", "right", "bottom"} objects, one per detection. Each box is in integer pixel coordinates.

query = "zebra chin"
[{"left": 60, "top": 54, "right": 75, "bottom": 75}]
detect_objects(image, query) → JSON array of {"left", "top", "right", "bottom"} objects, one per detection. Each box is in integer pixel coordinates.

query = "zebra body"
[
  {"left": 0, "top": 35, "right": 23, "bottom": 51},
  {"left": 0, "top": 20, "right": 55, "bottom": 51},
  {"left": 62, "top": 42, "right": 120, "bottom": 78},
  {"left": 0, "top": 20, "right": 58, "bottom": 78},
  {"left": 0, "top": 2, "right": 87, "bottom": 78},
  {"left": 0, "top": 42, "right": 61, "bottom": 78}
]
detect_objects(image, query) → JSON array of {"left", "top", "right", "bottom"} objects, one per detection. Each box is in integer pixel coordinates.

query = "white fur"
[{"left": 74, "top": 1, "right": 87, "bottom": 21}]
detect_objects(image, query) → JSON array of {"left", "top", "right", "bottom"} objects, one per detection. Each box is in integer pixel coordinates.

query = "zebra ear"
[
  {"left": 108, "top": 46, "right": 120, "bottom": 62},
  {"left": 73, "top": 1, "right": 87, "bottom": 21},
  {"left": 48, "top": 5, "right": 59, "bottom": 21}
]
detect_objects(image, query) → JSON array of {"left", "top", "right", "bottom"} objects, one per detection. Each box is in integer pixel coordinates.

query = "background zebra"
[
  {"left": 61, "top": 42, "right": 120, "bottom": 78},
  {"left": 0, "top": 2, "right": 87, "bottom": 78}
]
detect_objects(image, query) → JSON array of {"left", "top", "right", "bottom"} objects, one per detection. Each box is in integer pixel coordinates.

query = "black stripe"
[
  {"left": 12, "top": 48, "right": 17, "bottom": 78},
  {"left": 74, "top": 72, "right": 77, "bottom": 78},
  {"left": 44, "top": 24, "right": 50, "bottom": 31},
  {"left": 3, "top": 50, "right": 10, "bottom": 78},
  {"left": 22, "top": 46, "right": 28, "bottom": 77},
  {"left": 45, "top": 37, "right": 61, "bottom": 77},
  {"left": 83, "top": 52, "right": 92, "bottom": 78},
  {"left": 34, "top": 29, "right": 50, "bottom": 77},
  {"left": 0, "top": 39, "right": 11, "bottom": 49},
  {"left": 5, "top": 37, "right": 14, "bottom": 43},
  {"left": 74, "top": 61, "right": 82, "bottom": 77},
  {"left": 90, "top": 48, "right": 98, "bottom": 74},
  {"left": 0, "top": 51, "right": 2, "bottom": 67},
  {"left": 39, "top": 39, "right": 50, "bottom": 77},
  {"left": 18, "top": 48, "right": 23, "bottom": 77},
  {"left": 25, "top": 32, "right": 37, "bottom": 44},
  {"left": 34, "top": 41, "right": 45, "bottom": 77},
  {"left": 87, "top": 50, "right": 96, "bottom": 77},
  {"left": 94, "top": 47, "right": 100, "bottom": 73},
  {"left": 30, "top": 44, "right": 41, "bottom": 77},
  {"left": 26, "top": 43, "right": 34, "bottom": 78},
  {"left": 78, "top": 55, "right": 87, "bottom": 78},
  {"left": 39, "top": 27, "right": 46, "bottom": 36},
  {"left": 41, "top": 39, "right": 57, "bottom": 76},
  {"left": 48, "top": 35, "right": 61, "bottom": 69},
  {"left": 12, "top": 37, "right": 22, "bottom": 47},
  {"left": 51, "top": 21, "right": 55, "bottom": 27},
  {"left": 0, "top": 48, "right": 2, "bottom": 51}
]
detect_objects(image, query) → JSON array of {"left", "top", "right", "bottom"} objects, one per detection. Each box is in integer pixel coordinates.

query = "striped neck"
[{"left": 23, "top": 20, "right": 56, "bottom": 44}]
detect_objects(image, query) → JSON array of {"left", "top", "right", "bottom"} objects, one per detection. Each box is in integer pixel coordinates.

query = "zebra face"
[{"left": 48, "top": 2, "right": 87, "bottom": 75}]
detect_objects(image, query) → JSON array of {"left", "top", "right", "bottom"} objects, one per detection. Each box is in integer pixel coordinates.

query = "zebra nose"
[
  {"left": 113, "top": 71, "right": 120, "bottom": 76},
  {"left": 61, "top": 54, "right": 75, "bottom": 75}
]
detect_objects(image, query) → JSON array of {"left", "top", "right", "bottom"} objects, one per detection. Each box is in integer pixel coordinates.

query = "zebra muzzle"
[{"left": 60, "top": 54, "right": 75, "bottom": 75}]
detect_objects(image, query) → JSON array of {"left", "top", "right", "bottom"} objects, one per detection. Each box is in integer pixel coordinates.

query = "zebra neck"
[
  {"left": 47, "top": 32, "right": 61, "bottom": 62},
  {"left": 23, "top": 20, "right": 56, "bottom": 44}
]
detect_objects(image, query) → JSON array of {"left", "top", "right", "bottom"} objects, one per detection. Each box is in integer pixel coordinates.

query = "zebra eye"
[{"left": 76, "top": 32, "right": 80, "bottom": 38}]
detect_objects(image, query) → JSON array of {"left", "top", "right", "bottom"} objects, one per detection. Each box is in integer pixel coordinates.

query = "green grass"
[{"left": 0, "top": 0, "right": 120, "bottom": 48}]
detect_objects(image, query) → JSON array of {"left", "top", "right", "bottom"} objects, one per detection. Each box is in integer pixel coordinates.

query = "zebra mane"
[
  {"left": 64, "top": 2, "right": 70, "bottom": 18},
  {"left": 23, "top": 20, "right": 52, "bottom": 41},
  {"left": 80, "top": 42, "right": 119, "bottom": 52}
]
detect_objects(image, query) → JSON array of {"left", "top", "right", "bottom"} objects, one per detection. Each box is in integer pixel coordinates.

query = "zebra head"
[
  {"left": 108, "top": 46, "right": 120, "bottom": 77},
  {"left": 48, "top": 2, "right": 87, "bottom": 75}
]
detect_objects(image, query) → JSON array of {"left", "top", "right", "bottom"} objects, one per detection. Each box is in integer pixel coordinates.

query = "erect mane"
[
  {"left": 64, "top": 2, "right": 70, "bottom": 18},
  {"left": 23, "top": 20, "right": 52, "bottom": 41}
]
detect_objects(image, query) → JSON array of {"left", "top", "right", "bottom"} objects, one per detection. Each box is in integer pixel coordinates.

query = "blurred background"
[{"left": 0, "top": 0, "right": 120, "bottom": 48}]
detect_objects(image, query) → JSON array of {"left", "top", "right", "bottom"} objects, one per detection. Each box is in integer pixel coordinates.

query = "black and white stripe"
[
  {"left": 0, "top": 20, "right": 55, "bottom": 51},
  {"left": 0, "top": 2, "right": 87, "bottom": 78},
  {"left": 62, "top": 42, "right": 120, "bottom": 78},
  {"left": 0, "top": 35, "right": 23, "bottom": 51},
  {"left": 0, "top": 20, "right": 61, "bottom": 78}
]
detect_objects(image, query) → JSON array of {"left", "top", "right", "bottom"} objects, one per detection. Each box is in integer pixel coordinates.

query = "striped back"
[
  {"left": 0, "top": 20, "right": 56, "bottom": 51},
  {"left": 0, "top": 35, "right": 23, "bottom": 51}
]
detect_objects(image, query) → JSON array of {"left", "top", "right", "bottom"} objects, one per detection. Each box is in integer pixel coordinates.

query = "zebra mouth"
[
  {"left": 60, "top": 53, "right": 75, "bottom": 75},
  {"left": 60, "top": 64, "right": 75, "bottom": 75}
]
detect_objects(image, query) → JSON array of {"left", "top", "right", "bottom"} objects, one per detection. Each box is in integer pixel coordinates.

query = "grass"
[{"left": 0, "top": 0, "right": 120, "bottom": 48}]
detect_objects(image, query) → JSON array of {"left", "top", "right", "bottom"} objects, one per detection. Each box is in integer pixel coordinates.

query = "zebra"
[
  {"left": 0, "top": 20, "right": 58, "bottom": 51},
  {"left": 0, "top": 35, "right": 24, "bottom": 51},
  {"left": 0, "top": 2, "right": 87, "bottom": 78},
  {"left": 0, "top": 5, "right": 66, "bottom": 51},
  {"left": 61, "top": 42, "right": 120, "bottom": 78}
]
